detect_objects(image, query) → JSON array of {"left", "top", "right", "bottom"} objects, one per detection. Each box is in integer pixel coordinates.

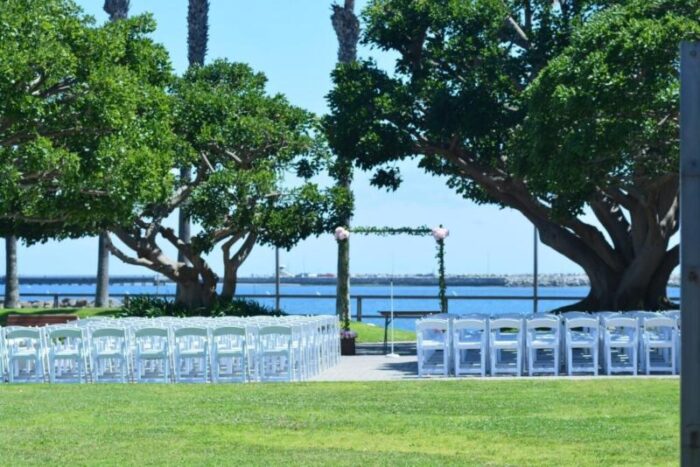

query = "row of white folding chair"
[
  {"left": 1, "top": 315, "right": 339, "bottom": 383},
  {"left": 100, "top": 315, "right": 337, "bottom": 383},
  {"left": 561, "top": 311, "right": 678, "bottom": 375},
  {"left": 418, "top": 312, "right": 678, "bottom": 377},
  {"left": 418, "top": 315, "right": 558, "bottom": 377},
  {"left": 1, "top": 325, "right": 89, "bottom": 383}
]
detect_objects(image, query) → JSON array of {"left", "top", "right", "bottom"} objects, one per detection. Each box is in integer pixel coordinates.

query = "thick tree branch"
[{"left": 590, "top": 195, "right": 634, "bottom": 262}]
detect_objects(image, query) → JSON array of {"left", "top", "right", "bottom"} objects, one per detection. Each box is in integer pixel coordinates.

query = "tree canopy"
[
  {"left": 107, "top": 60, "right": 349, "bottom": 308},
  {"left": 326, "top": 0, "right": 700, "bottom": 310},
  {"left": 0, "top": 0, "right": 175, "bottom": 241}
]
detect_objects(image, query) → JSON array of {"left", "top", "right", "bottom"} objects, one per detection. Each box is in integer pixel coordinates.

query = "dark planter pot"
[{"left": 340, "top": 337, "right": 356, "bottom": 356}]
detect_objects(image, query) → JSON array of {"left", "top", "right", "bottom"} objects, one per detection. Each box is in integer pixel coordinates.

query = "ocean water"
[{"left": 3, "top": 283, "right": 681, "bottom": 332}]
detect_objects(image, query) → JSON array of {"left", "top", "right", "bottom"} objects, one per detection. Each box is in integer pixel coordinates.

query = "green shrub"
[{"left": 120, "top": 296, "right": 284, "bottom": 318}]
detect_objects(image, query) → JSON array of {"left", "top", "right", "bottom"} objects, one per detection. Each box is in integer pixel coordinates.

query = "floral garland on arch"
[{"left": 334, "top": 225, "right": 450, "bottom": 330}]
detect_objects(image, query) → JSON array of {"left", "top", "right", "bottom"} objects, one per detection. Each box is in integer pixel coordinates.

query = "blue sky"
[{"left": 0, "top": 0, "right": 596, "bottom": 277}]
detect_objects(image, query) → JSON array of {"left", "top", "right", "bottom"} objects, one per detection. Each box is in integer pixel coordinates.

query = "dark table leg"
[{"left": 383, "top": 316, "right": 390, "bottom": 353}]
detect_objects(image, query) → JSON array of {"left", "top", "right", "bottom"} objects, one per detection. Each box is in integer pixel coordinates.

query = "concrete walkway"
[
  {"left": 311, "top": 355, "right": 419, "bottom": 381},
  {"left": 310, "top": 342, "right": 419, "bottom": 381}
]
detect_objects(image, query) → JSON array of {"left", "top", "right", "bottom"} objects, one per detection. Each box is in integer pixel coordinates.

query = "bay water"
[{"left": 5, "top": 283, "right": 680, "bottom": 332}]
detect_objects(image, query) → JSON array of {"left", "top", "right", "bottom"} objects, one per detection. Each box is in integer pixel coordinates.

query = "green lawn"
[
  {"left": 0, "top": 379, "right": 678, "bottom": 465},
  {"left": 350, "top": 321, "right": 416, "bottom": 343},
  {"left": 0, "top": 307, "right": 114, "bottom": 325}
]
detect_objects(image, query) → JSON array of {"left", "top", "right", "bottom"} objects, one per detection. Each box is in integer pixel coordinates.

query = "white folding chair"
[
  {"left": 641, "top": 316, "right": 677, "bottom": 375},
  {"left": 602, "top": 316, "right": 638, "bottom": 375},
  {"left": 489, "top": 316, "right": 524, "bottom": 376},
  {"left": 5, "top": 328, "right": 44, "bottom": 383},
  {"left": 173, "top": 327, "right": 209, "bottom": 383},
  {"left": 46, "top": 327, "right": 87, "bottom": 383},
  {"left": 133, "top": 327, "right": 170, "bottom": 383},
  {"left": 211, "top": 326, "right": 247, "bottom": 383},
  {"left": 453, "top": 317, "right": 488, "bottom": 377},
  {"left": 0, "top": 326, "right": 6, "bottom": 381},
  {"left": 258, "top": 325, "right": 294, "bottom": 382},
  {"left": 664, "top": 311, "right": 681, "bottom": 373},
  {"left": 416, "top": 319, "right": 449, "bottom": 377},
  {"left": 526, "top": 315, "right": 560, "bottom": 376},
  {"left": 563, "top": 314, "right": 599, "bottom": 375},
  {"left": 90, "top": 327, "right": 129, "bottom": 383}
]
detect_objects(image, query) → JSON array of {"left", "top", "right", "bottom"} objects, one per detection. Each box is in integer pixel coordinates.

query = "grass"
[
  {"left": 0, "top": 379, "right": 678, "bottom": 465},
  {"left": 350, "top": 321, "right": 416, "bottom": 343},
  {"left": 0, "top": 307, "right": 116, "bottom": 325},
  {"left": 0, "top": 308, "right": 415, "bottom": 343}
]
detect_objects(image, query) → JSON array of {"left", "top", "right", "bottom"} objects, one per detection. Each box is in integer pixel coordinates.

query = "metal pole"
[
  {"left": 533, "top": 226, "right": 539, "bottom": 314},
  {"left": 681, "top": 41, "right": 700, "bottom": 466},
  {"left": 275, "top": 247, "right": 281, "bottom": 311}
]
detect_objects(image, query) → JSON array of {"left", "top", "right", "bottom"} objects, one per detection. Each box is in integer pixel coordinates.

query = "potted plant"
[{"left": 340, "top": 329, "right": 357, "bottom": 356}]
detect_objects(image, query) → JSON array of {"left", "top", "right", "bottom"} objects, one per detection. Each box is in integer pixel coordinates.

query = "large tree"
[
  {"left": 105, "top": 61, "right": 347, "bottom": 309},
  {"left": 0, "top": 1, "right": 174, "bottom": 257},
  {"left": 326, "top": 0, "right": 700, "bottom": 311},
  {"left": 330, "top": 0, "right": 360, "bottom": 322}
]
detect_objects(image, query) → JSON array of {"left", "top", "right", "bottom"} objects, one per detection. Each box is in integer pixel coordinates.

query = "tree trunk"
[
  {"left": 542, "top": 228, "right": 678, "bottom": 312},
  {"left": 434, "top": 146, "right": 679, "bottom": 312},
  {"left": 177, "top": 0, "right": 209, "bottom": 300},
  {"left": 95, "top": 232, "right": 110, "bottom": 307},
  {"left": 220, "top": 266, "right": 237, "bottom": 303},
  {"left": 332, "top": 0, "right": 359, "bottom": 324},
  {"left": 174, "top": 266, "right": 217, "bottom": 309},
  {"left": 177, "top": 181, "right": 191, "bottom": 266},
  {"left": 219, "top": 232, "right": 256, "bottom": 304},
  {"left": 336, "top": 237, "right": 350, "bottom": 318},
  {"left": 99, "top": 0, "right": 130, "bottom": 309},
  {"left": 3, "top": 235, "right": 19, "bottom": 309},
  {"left": 187, "top": 0, "right": 209, "bottom": 66}
]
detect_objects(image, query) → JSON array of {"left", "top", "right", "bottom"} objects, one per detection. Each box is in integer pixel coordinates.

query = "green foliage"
[
  {"left": 351, "top": 225, "right": 431, "bottom": 236},
  {"left": 520, "top": 0, "right": 700, "bottom": 215},
  {"left": 120, "top": 295, "right": 283, "bottom": 318},
  {"left": 326, "top": 0, "right": 700, "bottom": 214},
  {"left": 171, "top": 60, "right": 347, "bottom": 254},
  {"left": 0, "top": 0, "right": 175, "bottom": 241}
]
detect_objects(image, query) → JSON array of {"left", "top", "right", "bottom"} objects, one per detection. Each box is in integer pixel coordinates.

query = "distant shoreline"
[{"left": 0, "top": 274, "right": 680, "bottom": 288}]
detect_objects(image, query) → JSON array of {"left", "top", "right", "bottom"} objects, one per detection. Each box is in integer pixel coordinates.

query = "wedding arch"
[{"left": 334, "top": 225, "right": 449, "bottom": 331}]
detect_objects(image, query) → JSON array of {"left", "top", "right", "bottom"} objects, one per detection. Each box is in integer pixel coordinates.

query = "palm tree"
[
  {"left": 188, "top": 0, "right": 209, "bottom": 66},
  {"left": 3, "top": 235, "right": 19, "bottom": 309},
  {"left": 176, "top": 0, "right": 209, "bottom": 303},
  {"left": 331, "top": 1, "right": 359, "bottom": 322},
  {"left": 95, "top": 0, "right": 131, "bottom": 308},
  {"left": 104, "top": 0, "right": 130, "bottom": 20}
]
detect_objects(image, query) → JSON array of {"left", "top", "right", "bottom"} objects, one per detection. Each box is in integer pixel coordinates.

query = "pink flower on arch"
[
  {"left": 431, "top": 227, "right": 449, "bottom": 242},
  {"left": 334, "top": 226, "right": 350, "bottom": 241}
]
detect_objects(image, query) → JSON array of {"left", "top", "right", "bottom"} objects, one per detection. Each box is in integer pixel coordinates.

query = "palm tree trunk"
[
  {"left": 4, "top": 235, "right": 19, "bottom": 309},
  {"left": 176, "top": 0, "right": 210, "bottom": 299},
  {"left": 331, "top": 1, "right": 359, "bottom": 326},
  {"left": 95, "top": 0, "right": 131, "bottom": 307},
  {"left": 95, "top": 232, "right": 110, "bottom": 307}
]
